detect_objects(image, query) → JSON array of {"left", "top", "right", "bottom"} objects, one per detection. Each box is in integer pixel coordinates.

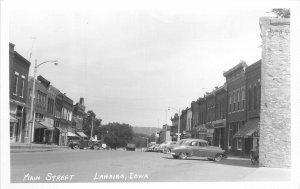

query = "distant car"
[
  {"left": 159, "top": 141, "right": 178, "bottom": 153},
  {"left": 69, "top": 138, "right": 105, "bottom": 150},
  {"left": 126, "top": 143, "right": 136, "bottom": 151},
  {"left": 169, "top": 138, "right": 226, "bottom": 161},
  {"left": 164, "top": 141, "right": 181, "bottom": 154}
]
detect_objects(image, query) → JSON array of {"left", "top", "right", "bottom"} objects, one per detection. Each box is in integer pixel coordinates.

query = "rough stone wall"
[{"left": 259, "top": 17, "right": 290, "bottom": 167}]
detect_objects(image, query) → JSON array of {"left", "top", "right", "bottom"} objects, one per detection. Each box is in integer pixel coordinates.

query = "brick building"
[
  {"left": 234, "top": 60, "right": 261, "bottom": 155},
  {"left": 72, "top": 97, "right": 86, "bottom": 136},
  {"left": 191, "top": 100, "right": 200, "bottom": 138},
  {"left": 198, "top": 97, "right": 207, "bottom": 140},
  {"left": 9, "top": 43, "right": 31, "bottom": 143},
  {"left": 259, "top": 17, "right": 290, "bottom": 167},
  {"left": 212, "top": 84, "right": 227, "bottom": 149},
  {"left": 61, "top": 94, "right": 74, "bottom": 145},
  {"left": 223, "top": 61, "right": 247, "bottom": 153},
  {"left": 27, "top": 75, "right": 54, "bottom": 143}
]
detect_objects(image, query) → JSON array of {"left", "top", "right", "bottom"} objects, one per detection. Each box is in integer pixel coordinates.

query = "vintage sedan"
[
  {"left": 169, "top": 138, "right": 226, "bottom": 161},
  {"left": 69, "top": 138, "right": 106, "bottom": 150}
]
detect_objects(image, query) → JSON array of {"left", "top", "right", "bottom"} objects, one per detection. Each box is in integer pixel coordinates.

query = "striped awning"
[{"left": 234, "top": 118, "right": 259, "bottom": 138}]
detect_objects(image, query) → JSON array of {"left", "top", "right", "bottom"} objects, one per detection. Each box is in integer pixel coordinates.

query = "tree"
[
  {"left": 95, "top": 122, "right": 133, "bottom": 148},
  {"left": 82, "top": 110, "right": 102, "bottom": 138},
  {"left": 271, "top": 8, "right": 290, "bottom": 18}
]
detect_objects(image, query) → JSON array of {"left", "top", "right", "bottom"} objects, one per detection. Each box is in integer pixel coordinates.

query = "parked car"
[
  {"left": 169, "top": 138, "right": 226, "bottom": 161},
  {"left": 145, "top": 144, "right": 159, "bottom": 152},
  {"left": 69, "top": 138, "right": 106, "bottom": 150},
  {"left": 126, "top": 143, "right": 136, "bottom": 151},
  {"left": 159, "top": 141, "right": 178, "bottom": 153}
]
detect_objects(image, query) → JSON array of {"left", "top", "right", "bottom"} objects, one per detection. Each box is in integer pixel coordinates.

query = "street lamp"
[
  {"left": 168, "top": 107, "right": 181, "bottom": 141},
  {"left": 29, "top": 59, "right": 58, "bottom": 143}
]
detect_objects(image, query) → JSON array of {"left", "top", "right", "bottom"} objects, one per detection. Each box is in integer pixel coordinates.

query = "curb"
[{"left": 10, "top": 148, "right": 70, "bottom": 153}]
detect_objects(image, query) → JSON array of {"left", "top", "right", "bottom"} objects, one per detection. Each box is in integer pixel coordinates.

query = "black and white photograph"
[{"left": 1, "top": 0, "right": 300, "bottom": 188}]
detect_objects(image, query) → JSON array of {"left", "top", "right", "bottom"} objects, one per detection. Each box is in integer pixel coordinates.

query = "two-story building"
[
  {"left": 191, "top": 100, "right": 200, "bottom": 138},
  {"left": 61, "top": 94, "right": 74, "bottom": 145},
  {"left": 223, "top": 61, "right": 247, "bottom": 153},
  {"left": 234, "top": 60, "right": 261, "bottom": 155},
  {"left": 198, "top": 97, "right": 207, "bottom": 140},
  {"left": 212, "top": 84, "right": 227, "bottom": 149},
  {"left": 9, "top": 43, "right": 31, "bottom": 143}
]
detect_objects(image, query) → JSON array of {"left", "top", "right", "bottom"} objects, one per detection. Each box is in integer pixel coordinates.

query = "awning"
[
  {"left": 77, "top": 132, "right": 88, "bottom": 138},
  {"left": 67, "top": 132, "right": 78, "bottom": 137},
  {"left": 55, "top": 127, "right": 67, "bottom": 133},
  {"left": 10, "top": 115, "right": 18, "bottom": 123},
  {"left": 234, "top": 118, "right": 260, "bottom": 138},
  {"left": 34, "top": 121, "right": 54, "bottom": 130}
]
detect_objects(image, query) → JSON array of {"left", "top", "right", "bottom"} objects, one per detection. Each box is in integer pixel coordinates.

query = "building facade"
[
  {"left": 198, "top": 98, "right": 207, "bottom": 140},
  {"left": 212, "top": 85, "right": 227, "bottom": 149},
  {"left": 61, "top": 94, "right": 74, "bottom": 145},
  {"left": 9, "top": 43, "right": 31, "bottom": 143},
  {"left": 223, "top": 61, "right": 247, "bottom": 153},
  {"left": 234, "top": 60, "right": 261, "bottom": 155},
  {"left": 27, "top": 76, "right": 54, "bottom": 143},
  {"left": 72, "top": 97, "right": 86, "bottom": 133},
  {"left": 191, "top": 100, "right": 200, "bottom": 138}
]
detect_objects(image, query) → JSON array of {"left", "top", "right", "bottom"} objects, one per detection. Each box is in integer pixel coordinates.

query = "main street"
[{"left": 11, "top": 149, "right": 290, "bottom": 183}]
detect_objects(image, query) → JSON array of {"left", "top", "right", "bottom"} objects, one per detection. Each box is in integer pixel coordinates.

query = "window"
[
  {"left": 254, "top": 85, "right": 257, "bottom": 110},
  {"left": 233, "top": 91, "right": 236, "bottom": 112},
  {"left": 13, "top": 72, "right": 19, "bottom": 95},
  {"left": 237, "top": 139, "right": 242, "bottom": 150},
  {"left": 237, "top": 89, "right": 240, "bottom": 111},
  {"left": 191, "top": 141, "right": 199, "bottom": 146},
  {"left": 258, "top": 84, "right": 261, "bottom": 109},
  {"left": 241, "top": 87, "right": 246, "bottom": 109},
  {"left": 229, "top": 93, "right": 232, "bottom": 113},
  {"left": 20, "top": 76, "right": 25, "bottom": 97},
  {"left": 248, "top": 87, "right": 252, "bottom": 111}
]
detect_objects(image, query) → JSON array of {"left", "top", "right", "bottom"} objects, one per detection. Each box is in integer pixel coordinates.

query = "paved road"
[{"left": 10, "top": 149, "right": 289, "bottom": 183}]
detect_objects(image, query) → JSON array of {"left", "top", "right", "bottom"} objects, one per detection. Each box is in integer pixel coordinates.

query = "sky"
[{"left": 7, "top": 0, "right": 287, "bottom": 128}]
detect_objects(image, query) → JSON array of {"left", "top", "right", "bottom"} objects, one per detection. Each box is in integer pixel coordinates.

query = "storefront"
[
  {"left": 212, "top": 119, "right": 226, "bottom": 149},
  {"left": 33, "top": 119, "right": 54, "bottom": 144},
  {"left": 10, "top": 101, "right": 27, "bottom": 143},
  {"left": 233, "top": 118, "right": 260, "bottom": 155}
]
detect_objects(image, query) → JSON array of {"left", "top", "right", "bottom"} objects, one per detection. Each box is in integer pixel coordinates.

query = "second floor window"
[
  {"left": 20, "top": 76, "right": 25, "bottom": 98},
  {"left": 13, "top": 72, "right": 19, "bottom": 95}
]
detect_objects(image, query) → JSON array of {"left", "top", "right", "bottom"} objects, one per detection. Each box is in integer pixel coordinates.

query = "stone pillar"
[{"left": 259, "top": 17, "right": 290, "bottom": 167}]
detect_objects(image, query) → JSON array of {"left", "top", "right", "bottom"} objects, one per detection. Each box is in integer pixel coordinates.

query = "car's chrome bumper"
[{"left": 170, "top": 152, "right": 176, "bottom": 155}]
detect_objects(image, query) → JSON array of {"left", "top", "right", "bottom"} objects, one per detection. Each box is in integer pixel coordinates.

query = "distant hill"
[{"left": 132, "top": 127, "right": 161, "bottom": 136}]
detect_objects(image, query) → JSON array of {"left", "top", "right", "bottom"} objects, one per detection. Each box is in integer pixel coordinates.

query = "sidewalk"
[
  {"left": 241, "top": 167, "right": 291, "bottom": 181},
  {"left": 10, "top": 142, "right": 69, "bottom": 153},
  {"left": 220, "top": 155, "right": 291, "bottom": 181}
]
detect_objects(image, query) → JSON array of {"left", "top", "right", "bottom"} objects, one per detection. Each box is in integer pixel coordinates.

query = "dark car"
[
  {"left": 126, "top": 143, "right": 136, "bottom": 151},
  {"left": 169, "top": 138, "right": 226, "bottom": 161},
  {"left": 69, "top": 138, "right": 105, "bottom": 150}
]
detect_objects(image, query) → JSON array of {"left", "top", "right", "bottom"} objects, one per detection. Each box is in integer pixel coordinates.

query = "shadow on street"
[
  {"left": 162, "top": 156, "right": 211, "bottom": 162},
  {"left": 212, "top": 158, "right": 258, "bottom": 168}
]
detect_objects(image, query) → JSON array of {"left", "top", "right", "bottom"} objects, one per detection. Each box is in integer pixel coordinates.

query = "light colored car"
[
  {"left": 169, "top": 138, "right": 226, "bottom": 161},
  {"left": 159, "top": 141, "right": 177, "bottom": 153}
]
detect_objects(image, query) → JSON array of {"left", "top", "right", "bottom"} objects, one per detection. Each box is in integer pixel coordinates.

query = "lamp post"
[
  {"left": 91, "top": 116, "right": 94, "bottom": 139},
  {"left": 168, "top": 107, "right": 181, "bottom": 141},
  {"left": 29, "top": 59, "right": 58, "bottom": 144}
]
